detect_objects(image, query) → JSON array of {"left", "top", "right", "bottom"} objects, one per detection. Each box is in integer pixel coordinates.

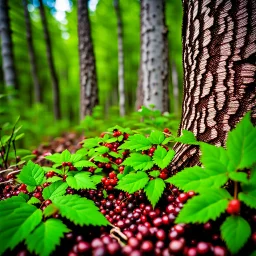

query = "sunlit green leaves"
[
  {"left": 221, "top": 216, "right": 251, "bottom": 254},
  {"left": 148, "top": 131, "right": 165, "bottom": 144},
  {"left": 122, "top": 153, "right": 154, "bottom": 171},
  {"left": 175, "top": 130, "right": 199, "bottom": 145},
  {"left": 153, "top": 146, "right": 175, "bottom": 169},
  {"left": 119, "top": 134, "right": 152, "bottom": 151},
  {"left": 42, "top": 181, "right": 68, "bottom": 200},
  {"left": 66, "top": 172, "right": 96, "bottom": 190}
]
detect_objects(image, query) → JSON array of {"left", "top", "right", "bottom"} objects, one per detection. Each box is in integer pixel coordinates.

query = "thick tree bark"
[
  {"left": 136, "top": 0, "right": 170, "bottom": 113},
  {"left": 78, "top": 0, "right": 98, "bottom": 120},
  {"left": 38, "top": 0, "right": 61, "bottom": 120},
  {"left": 23, "top": 0, "right": 42, "bottom": 103},
  {"left": 0, "top": 0, "right": 17, "bottom": 89},
  {"left": 114, "top": 0, "right": 125, "bottom": 117},
  {"left": 171, "top": 0, "right": 256, "bottom": 172}
]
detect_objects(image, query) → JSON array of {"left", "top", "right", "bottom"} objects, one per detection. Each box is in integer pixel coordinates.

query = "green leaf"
[
  {"left": 116, "top": 172, "right": 149, "bottom": 193},
  {"left": 200, "top": 143, "right": 232, "bottom": 172},
  {"left": 52, "top": 195, "right": 109, "bottom": 226},
  {"left": 70, "top": 153, "right": 84, "bottom": 163},
  {"left": 94, "top": 156, "right": 110, "bottom": 163},
  {"left": 175, "top": 189, "right": 231, "bottom": 223},
  {"left": 27, "top": 197, "right": 41, "bottom": 205},
  {"left": 26, "top": 185, "right": 36, "bottom": 193},
  {"left": 26, "top": 218, "right": 70, "bottom": 256},
  {"left": 95, "top": 146, "right": 109, "bottom": 154},
  {"left": 165, "top": 166, "right": 228, "bottom": 192},
  {"left": 66, "top": 172, "right": 96, "bottom": 190},
  {"left": 45, "top": 153, "right": 61, "bottom": 163},
  {"left": 250, "top": 251, "right": 256, "bottom": 256},
  {"left": 61, "top": 149, "right": 72, "bottom": 162},
  {"left": 153, "top": 146, "right": 175, "bottom": 169},
  {"left": 149, "top": 170, "right": 160, "bottom": 178},
  {"left": 229, "top": 172, "right": 249, "bottom": 184},
  {"left": 91, "top": 174, "right": 103, "bottom": 185},
  {"left": 144, "top": 178, "right": 165, "bottom": 208},
  {"left": 0, "top": 204, "right": 42, "bottom": 255},
  {"left": 122, "top": 153, "right": 154, "bottom": 171},
  {"left": 118, "top": 135, "right": 124, "bottom": 142},
  {"left": 0, "top": 196, "right": 27, "bottom": 218},
  {"left": 17, "top": 160, "right": 44, "bottom": 186},
  {"left": 47, "top": 176, "right": 63, "bottom": 183},
  {"left": 42, "top": 181, "right": 68, "bottom": 200},
  {"left": 109, "top": 151, "right": 122, "bottom": 158},
  {"left": 227, "top": 112, "right": 256, "bottom": 170},
  {"left": 74, "top": 160, "right": 97, "bottom": 168},
  {"left": 221, "top": 216, "right": 251, "bottom": 254},
  {"left": 175, "top": 130, "right": 199, "bottom": 145},
  {"left": 148, "top": 131, "right": 165, "bottom": 144},
  {"left": 43, "top": 204, "right": 59, "bottom": 217},
  {"left": 119, "top": 134, "right": 152, "bottom": 151},
  {"left": 83, "top": 138, "right": 101, "bottom": 149},
  {"left": 18, "top": 192, "right": 29, "bottom": 201},
  {"left": 162, "top": 137, "right": 174, "bottom": 145}
]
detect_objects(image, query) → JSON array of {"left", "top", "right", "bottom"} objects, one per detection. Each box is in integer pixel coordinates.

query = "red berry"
[
  {"left": 149, "top": 147, "right": 156, "bottom": 153},
  {"left": 46, "top": 171, "right": 55, "bottom": 178},
  {"left": 105, "top": 163, "right": 112, "bottom": 169},
  {"left": 178, "top": 193, "right": 188, "bottom": 203},
  {"left": 115, "top": 158, "right": 123, "bottom": 165},
  {"left": 226, "top": 199, "right": 240, "bottom": 214},
  {"left": 109, "top": 172, "right": 116, "bottom": 179},
  {"left": 163, "top": 128, "right": 170, "bottom": 133},
  {"left": 118, "top": 166, "right": 124, "bottom": 172},
  {"left": 159, "top": 172, "right": 168, "bottom": 179}
]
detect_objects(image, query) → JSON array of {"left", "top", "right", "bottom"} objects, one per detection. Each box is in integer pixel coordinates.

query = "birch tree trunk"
[
  {"left": 114, "top": 0, "right": 125, "bottom": 117},
  {"left": 0, "top": 0, "right": 17, "bottom": 89},
  {"left": 23, "top": 0, "right": 42, "bottom": 103},
  {"left": 78, "top": 0, "right": 98, "bottom": 120},
  {"left": 136, "top": 0, "right": 169, "bottom": 113},
  {"left": 171, "top": 0, "right": 256, "bottom": 172},
  {"left": 38, "top": 0, "right": 61, "bottom": 120}
]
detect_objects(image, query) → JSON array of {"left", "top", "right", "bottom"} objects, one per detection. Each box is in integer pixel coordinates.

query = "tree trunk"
[
  {"left": 23, "top": 0, "right": 42, "bottom": 103},
  {"left": 136, "top": 0, "right": 169, "bottom": 113},
  {"left": 38, "top": 0, "right": 61, "bottom": 120},
  {"left": 0, "top": 0, "right": 17, "bottom": 89},
  {"left": 171, "top": 0, "right": 256, "bottom": 173},
  {"left": 114, "top": 0, "right": 125, "bottom": 117},
  {"left": 78, "top": 0, "right": 98, "bottom": 120}
]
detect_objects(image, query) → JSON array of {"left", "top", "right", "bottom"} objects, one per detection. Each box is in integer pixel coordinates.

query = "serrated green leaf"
[
  {"left": 42, "top": 181, "right": 68, "bottom": 200},
  {"left": 26, "top": 185, "right": 36, "bottom": 193},
  {"left": 148, "top": 131, "right": 165, "bottom": 144},
  {"left": 229, "top": 172, "right": 249, "bottom": 184},
  {"left": 83, "top": 138, "right": 101, "bottom": 149},
  {"left": 238, "top": 192, "right": 256, "bottom": 209},
  {"left": 26, "top": 218, "right": 70, "bottom": 256},
  {"left": 95, "top": 146, "right": 109, "bottom": 154},
  {"left": 0, "top": 205, "right": 42, "bottom": 255},
  {"left": 106, "top": 137, "right": 118, "bottom": 143},
  {"left": 118, "top": 135, "right": 124, "bottom": 142},
  {"left": 116, "top": 172, "right": 149, "bottom": 193},
  {"left": 122, "top": 153, "right": 154, "bottom": 171},
  {"left": 221, "top": 216, "right": 251, "bottom": 254},
  {"left": 17, "top": 160, "right": 44, "bottom": 186},
  {"left": 153, "top": 146, "right": 175, "bottom": 169},
  {"left": 94, "top": 156, "right": 110, "bottom": 163},
  {"left": 47, "top": 176, "right": 63, "bottom": 183},
  {"left": 162, "top": 137, "right": 174, "bottom": 145},
  {"left": 91, "top": 175, "right": 103, "bottom": 185},
  {"left": 144, "top": 178, "right": 165, "bottom": 208},
  {"left": 18, "top": 193, "right": 29, "bottom": 201},
  {"left": 52, "top": 195, "right": 109, "bottom": 226},
  {"left": 44, "top": 153, "right": 61, "bottom": 163},
  {"left": 119, "top": 134, "right": 152, "bottom": 151},
  {"left": 175, "top": 130, "right": 200, "bottom": 145},
  {"left": 70, "top": 153, "right": 84, "bottom": 163},
  {"left": 227, "top": 112, "right": 256, "bottom": 170},
  {"left": 149, "top": 170, "right": 160, "bottom": 178},
  {"left": 61, "top": 150, "right": 72, "bottom": 162},
  {"left": 74, "top": 160, "right": 97, "bottom": 168},
  {"left": 200, "top": 143, "right": 232, "bottom": 172},
  {"left": 27, "top": 197, "right": 41, "bottom": 205},
  {"left": 66, "top": 172, "right": 96, "bottom": 190},
  {"left": 108, "top": 151, "right": 122, "bottom": 158},
  {"left": 175, "top": 189, "right": 231, "bottom": 223},
  {"left": 43, "top": 204, "right": 59, "bottom": 217},
  {"left": 0, "top": 196, "right": 27, "bottom": 218},
  {"left": 165, "top": 166, "right": 228, "bottom": 192}
]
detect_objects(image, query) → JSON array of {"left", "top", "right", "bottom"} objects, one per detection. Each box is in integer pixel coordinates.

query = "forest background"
[{"left": 0, "top": 0, "right": 183, "bottom": 148}]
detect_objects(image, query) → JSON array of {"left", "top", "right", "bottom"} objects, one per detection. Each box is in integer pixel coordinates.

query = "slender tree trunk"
[
  {"left": 172, "top": 61, "right": 179, "bottom": 114},
  {"left": 171, "top": 0, "right": 256, "bottom": 172},
  {"left": 38, "top": 0, "right": 61, "bottom": 120},
  {"left": 23, "top": 0, "right": 42, "bottom": 103},
  {"left": 78, "top": 0, "right": 98, "bottom": 120},
  {"left": 0, "top": 0, "right": 17, "bottom": 89},
  {"left": 114, "top": 0, "right": 125, "bottom": 117},
  {"left": 136, "top": 0, "right": 169, "bottom": 113}
]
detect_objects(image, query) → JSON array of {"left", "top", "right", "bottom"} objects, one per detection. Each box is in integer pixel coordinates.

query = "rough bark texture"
[
  {"left": 171, "top": 0, "right": 256, "bottom": 172},
  {"left": 23, "top": 0, "right": 42, "bottom": 103},
  {"left": 39, "top": 0, "right": 61, "bottom": 120},
  {"left": 78, "top": 0, "right": 98, "bottom": 120},
  {"left": 136, "top": 0, "right": 169, "bottom": 112},
  {"left": 0, "top": 0, "right": 17, "bottom": 89},
  {"left": 114, "top": 0, "right": 125, "bottom": 117}
]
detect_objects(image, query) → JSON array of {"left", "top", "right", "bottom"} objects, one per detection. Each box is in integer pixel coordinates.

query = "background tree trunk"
[
  {"left": 172, "top": 61, "right": 179, "bottom": 114},
  {"left": 23, "top": 0, "right": 42, "bottom": 103},
  {"left": 171, "top": 0, "right": 256, "bottom": 172},
  {"left": 78, "top": 0, "right": 98, "bottom": 120},
  {"left": 114, "top": 0, "right": 125, "bottom": 117},
  {"left": 136, "top": 0, "right": 169, "bottom": 113},
  {"left": 38, "top": 0, "right": 61, "bottom": 120},
  {"left": 0, "top": 0, "right": 17, "bottom": 90}
]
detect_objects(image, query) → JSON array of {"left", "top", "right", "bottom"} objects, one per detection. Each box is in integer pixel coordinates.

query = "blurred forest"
[{"left": 0, "top": 0, "right": 183, "bottom": 148}]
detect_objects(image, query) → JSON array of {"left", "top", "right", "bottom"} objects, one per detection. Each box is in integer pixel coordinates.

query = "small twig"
[
  {"left": 0, "top": 168, "right": 13, "bottom": 174},
  {"left": 0, "top": 179, "right": 14, "bottom": 185},
  {"left": 6, "top": 169, "right": 21, "bottom": 176},
  {"left": 109, "top": 224, "right": 127, "bottom": 246}
]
